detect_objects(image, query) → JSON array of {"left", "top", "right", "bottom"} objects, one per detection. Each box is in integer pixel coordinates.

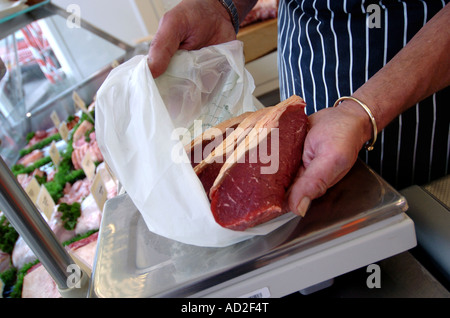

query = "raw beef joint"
[
  {"left": 194, "top": 107, "right": 273, "bottom": 197},
  {"left": 185, "top": 112, "right": 252, "bottom": 168},
  {"left": 209, "top": 95, "right": 308, "bottom": 231}
]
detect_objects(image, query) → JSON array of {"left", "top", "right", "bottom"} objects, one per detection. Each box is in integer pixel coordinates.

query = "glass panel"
[
  {"left": 0, "top": 13, "right": 126, "bottom": 164},
  {"left": 0, "top": 0, "right": 50, "bottom": 24},
  {"left": 1, "top": 14, "right": 125, "bottom": 116}
]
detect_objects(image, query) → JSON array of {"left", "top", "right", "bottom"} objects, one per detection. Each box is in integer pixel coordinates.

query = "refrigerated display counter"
[
  {"left": 0, "top": 1, "right": 133, "bottom": 166},
  {"left": 0, "top": 1, "right": 134, "bottom": 298}
]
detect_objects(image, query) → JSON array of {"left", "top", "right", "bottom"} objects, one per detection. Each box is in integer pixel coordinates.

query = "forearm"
[{"left": 342, "top": 4, "right": 450, "bottom": 142}]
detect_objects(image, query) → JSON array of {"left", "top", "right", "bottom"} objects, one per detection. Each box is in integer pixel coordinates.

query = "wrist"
[
  {"left": 214, "top": 0, "right": 259, "bottom": 32},
  {"left": 217, "top": 0, "right": 240, "bottom": 34},
  {"left": 333, "top": 96, "right": 378, "bottom": 151}
]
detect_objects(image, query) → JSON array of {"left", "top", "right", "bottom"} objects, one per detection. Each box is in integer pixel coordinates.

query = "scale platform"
[{"left": 88, "top": 160, "right": 416, "bottom": 298}]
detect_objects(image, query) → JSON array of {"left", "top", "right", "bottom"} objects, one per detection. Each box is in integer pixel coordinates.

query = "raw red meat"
[
  {"left": 12, "top": 164, "right": 117, "bottom": 270},
  {"left": 240, "top": 0, "right": 278, "bottom": 27},
  {"left": 26, "top": 128, "right": 58, "bottom": 147},
  {"left": 58, "top": 178, "right": 91, "bottom": 204},
  {"left": 71, "top": 131, "right": 103, "bottom": 170},
  {"left": 16, "top": 149, "right": 43, "bottom": 167},
  {"left": 209, "top": 95, "right": 308, "bottom": 231},
  {"left": 0, "top": 251, "right": 11, "bottom": 272},
  {"left": 185, "top": 112, "right": 252, "bottom": 167},
  {"left": 21, "top": 232, "right": 99, "bottom": 298},
  {"left": 195, "top": 107, "right": 273, "bottom": 196},
  {"left": 72, "top": 120, "right": 93, "bottom": 144},
  {"left": 21, "top": 263, "right": 61, "bottom": 298},
  {"left": 66, "top": 231, "right": 99, "bottom": 250}
]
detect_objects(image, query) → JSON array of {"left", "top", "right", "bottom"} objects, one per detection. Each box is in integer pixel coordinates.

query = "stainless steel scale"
[{"left": 89, "top": 160, "right": 416, "bottom": 298}]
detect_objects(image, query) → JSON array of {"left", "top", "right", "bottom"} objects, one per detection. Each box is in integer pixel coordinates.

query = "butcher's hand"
[
  {"left": 287, "top": 100, "right": 374, "bottom": 216},
  {"left": 288, "top": 4, "right": 450, "bottom": 216},
  {"left": 148, "top": 0, "right": 237, "bottom": 78}
]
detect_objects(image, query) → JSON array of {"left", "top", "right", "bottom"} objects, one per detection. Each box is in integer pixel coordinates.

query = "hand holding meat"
[
  {"left": 286, "top": 101, "right": 373, "bottom": 216},
  {"left": 195, "top": 96, "right": 308, "bottom": 230},
  {"left": 192, "top": 96, "right": 372, "bottom": 227},
  {"left": 147, "top": 1, "right": 450, "bottom": 228}
]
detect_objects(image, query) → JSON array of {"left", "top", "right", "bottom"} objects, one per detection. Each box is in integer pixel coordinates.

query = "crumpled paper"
[{"left": 95, "top": 41, "right": 296, "bottom": 247}]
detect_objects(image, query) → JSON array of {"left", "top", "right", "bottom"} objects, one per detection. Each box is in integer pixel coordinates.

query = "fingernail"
[{"left": 296, "top": 197, "right": 311, "bottom": 217}]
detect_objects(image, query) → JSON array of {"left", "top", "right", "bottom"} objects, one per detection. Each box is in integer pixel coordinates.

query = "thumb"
[
  {"left": 287, "top": 155, "right": 352, "bottom": 216},
  {"left": 147, "top": 17, "right": 183, "bottom": 78}
]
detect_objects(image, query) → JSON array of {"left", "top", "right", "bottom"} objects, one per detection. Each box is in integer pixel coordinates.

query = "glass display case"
[{"left": 0, "top": 1, "right": 134, "bottom": 166}]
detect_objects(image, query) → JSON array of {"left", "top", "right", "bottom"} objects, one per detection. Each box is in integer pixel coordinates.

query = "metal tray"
[{"left": 90, "top": 160, "right": 408, "bottom": 297}]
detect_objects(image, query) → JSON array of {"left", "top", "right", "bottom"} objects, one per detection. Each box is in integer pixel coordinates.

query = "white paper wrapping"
[{"left": 95, "top": 41, "right": 296, "bottom": 247}]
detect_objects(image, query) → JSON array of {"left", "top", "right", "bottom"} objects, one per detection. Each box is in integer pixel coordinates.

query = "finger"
[
  {"left": 147, "top": 14, "right": 184, "bottom": 78},
  {"left": 288, "top": 154, "right": 352, "bottom": 216}
]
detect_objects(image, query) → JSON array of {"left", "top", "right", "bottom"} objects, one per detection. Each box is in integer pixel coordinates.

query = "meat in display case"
[{"left": 0, "top": 2, "right": 133, "bottom": 297}]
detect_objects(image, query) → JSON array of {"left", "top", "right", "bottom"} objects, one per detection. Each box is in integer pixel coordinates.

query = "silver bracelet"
[{"left": 218, "top": 0, "right": 240, "bottom": 34}]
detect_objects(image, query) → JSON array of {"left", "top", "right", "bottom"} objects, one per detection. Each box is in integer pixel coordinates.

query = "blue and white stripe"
[{"left": 277, "top": 0, "right": 449, "bottom": 189}]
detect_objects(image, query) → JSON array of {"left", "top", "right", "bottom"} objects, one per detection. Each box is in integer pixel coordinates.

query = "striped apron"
[{"left": 277, "top": 0, "right": 450, "bottom": 189}]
